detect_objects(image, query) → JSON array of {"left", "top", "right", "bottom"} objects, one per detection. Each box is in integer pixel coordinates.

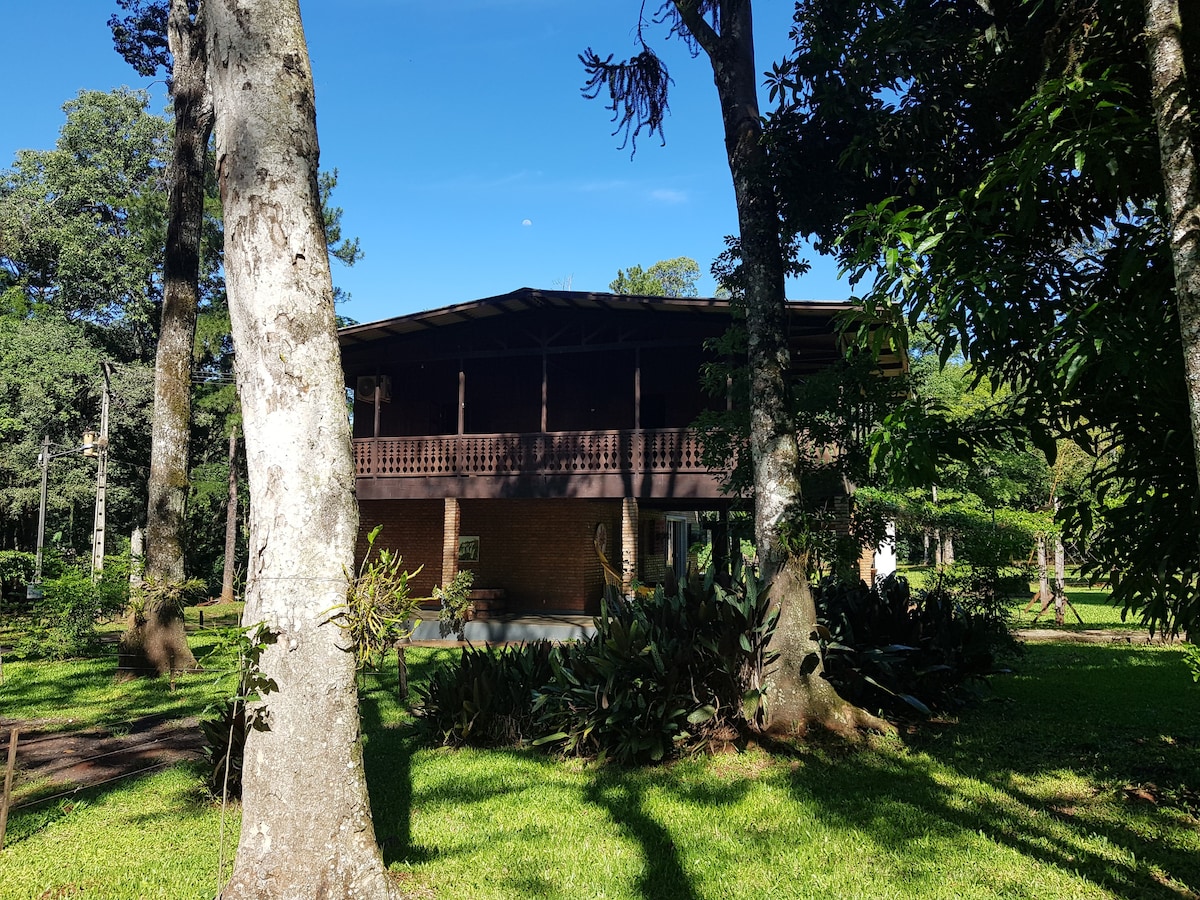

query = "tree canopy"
[
  {"left": 0, "top": 88, "right": 168, "bottom": 356},
  {"left": 766, "top": 0, "right": 1199, "bottom": 635},
  {"left": 609, "top": 255, "right": 701, "bottom": 297}
]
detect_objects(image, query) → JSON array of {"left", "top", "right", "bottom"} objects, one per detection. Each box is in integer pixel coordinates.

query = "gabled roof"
[{"left": 337, "top": 287, "right": 851, "bottom": 348}]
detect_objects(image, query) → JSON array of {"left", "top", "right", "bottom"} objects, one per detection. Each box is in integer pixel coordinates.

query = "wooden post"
[
  {"left": 633, "top": 348, "right": 642, "bottom": 485},
  {"left": 457, "top": 364, "right": 466, "bottom": 435},
  {"left": 540, "top": 351, "right": 548, "bottom": 433},
  {"left": 372, "top": 377, "right": 382, "bottom": 478},
  {"left": 394, "top": 641, "right": 408, "bottom": 701},
  {"left": 0, "top": 727, "right": 18, "bottom": 851}
]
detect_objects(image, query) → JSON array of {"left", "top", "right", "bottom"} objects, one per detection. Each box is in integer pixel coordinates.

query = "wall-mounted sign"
[{"left": 458, "top": 536, "right": 480, "bottom": 562}]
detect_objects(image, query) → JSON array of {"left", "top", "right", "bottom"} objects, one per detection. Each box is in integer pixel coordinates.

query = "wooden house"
[{"left": 339, "top": 287, "right": 876, "bottom": 615}]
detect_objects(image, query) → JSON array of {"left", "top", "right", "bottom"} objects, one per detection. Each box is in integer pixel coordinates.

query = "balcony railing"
[{"left": 352, "top": 429, "right": 712, "bottom": 478}]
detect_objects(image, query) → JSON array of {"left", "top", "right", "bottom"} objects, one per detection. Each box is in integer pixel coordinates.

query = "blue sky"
[{"left": 3, "top": 1, "right": 853, "bottom": 325}]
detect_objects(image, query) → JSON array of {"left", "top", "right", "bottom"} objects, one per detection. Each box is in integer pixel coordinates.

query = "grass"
[
  {"left": 896, "top": 565, "right": 1153, "bottom": 633},
  {"left": 1007, "top": 588, "right": 1152, "bottom": 632},
  {"left": 2, "top": 637, "right": 1197, "bottom": 899}
]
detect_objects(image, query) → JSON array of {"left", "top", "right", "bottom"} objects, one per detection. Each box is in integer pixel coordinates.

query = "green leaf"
[{"left": 742, "top": 689, "right": 762, "bottom": 720}]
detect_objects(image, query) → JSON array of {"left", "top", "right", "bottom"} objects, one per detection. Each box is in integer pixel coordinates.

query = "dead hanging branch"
[{"left": 579, "top": 47, "right": 674, "bottom": 154}]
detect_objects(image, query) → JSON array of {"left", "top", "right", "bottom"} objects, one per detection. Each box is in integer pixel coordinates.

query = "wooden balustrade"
[{"left": 352, "top": 429, "right": 712, "bottom": 478}]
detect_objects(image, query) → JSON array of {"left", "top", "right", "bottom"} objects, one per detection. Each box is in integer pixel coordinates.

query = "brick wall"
[
  {"left": 357, "top": 497, "right": 622, "bottom": 613},
  {"left": 639, "top": 510, "right": 668, "bottom": 584},
  {"left": 356, "top": 499, "right": 445, "bottom": 598},
  {"left": 459, "top": 499, "right": 620, "bottom": 613}
]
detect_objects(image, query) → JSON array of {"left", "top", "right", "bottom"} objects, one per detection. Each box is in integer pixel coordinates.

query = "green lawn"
[
  {"left": 2, "top": 640, "right": 1197, "bottom": 900},
  {"left": 1007, "top": 587, "right": 1152, "bottom": 631},
  {"left": 895, "top": 565, "right": 1151, "bottom": 633}
]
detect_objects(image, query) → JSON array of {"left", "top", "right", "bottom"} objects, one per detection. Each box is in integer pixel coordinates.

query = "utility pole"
[
  {"left": 31, "top": 435, "right": 50, "bottom": 597},
  {"left": 32, "top": 432, "right": 98, "bottom": 596},
  {"left": 90, "top": 362, "right": 112, "bottom": 579}
]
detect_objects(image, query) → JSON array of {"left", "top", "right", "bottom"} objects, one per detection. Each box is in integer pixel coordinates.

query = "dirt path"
[
  {"left": 1014, "top": 627, "right": 1182, "bottom": 644},
  {"left": 0, "top": 714, "right": 205, "bottom": 806}
]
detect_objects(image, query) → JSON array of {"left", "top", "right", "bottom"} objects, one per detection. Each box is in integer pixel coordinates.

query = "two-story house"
[{"left": 339, "top": 287, "right": 883, "bottom": 616}]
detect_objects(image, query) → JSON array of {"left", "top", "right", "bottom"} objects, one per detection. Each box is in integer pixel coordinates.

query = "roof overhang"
[
  {"left": 337, "top": 286, "right": 904, "bottom": 376},
  {"left": 337, "top": 287, "right": 851, "bottom": 347}
]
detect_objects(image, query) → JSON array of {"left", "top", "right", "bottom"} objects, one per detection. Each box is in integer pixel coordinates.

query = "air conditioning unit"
[{"left": 355, "top": 375, "right": 391, "bottom": 404}]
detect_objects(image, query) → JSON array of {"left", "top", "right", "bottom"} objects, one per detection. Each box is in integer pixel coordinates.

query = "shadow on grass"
[
  {"left": 582, "top": 772, "right": 703, "bottom": 900},
  {"left": 359, "top": 644, "right": 716, "bottom": 899},
  {"left": 1, "top": 643, "right": 228, "bottom": 731},
  {"left": 359, "top": 662, "right": 427, "bottom": 866},
  {"left": 779, "top": 643, "right": 1199, "bottom": 898},
  {"left": 359, "top": 645, "right": 458, "bottom": 867}
]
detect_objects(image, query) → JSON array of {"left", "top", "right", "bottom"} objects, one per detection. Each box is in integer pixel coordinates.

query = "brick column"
[
  {"left": 441, "top": 498, "right": 460, "bottom": 586},
  {"left": 621, "top": 497, "right": 639, "bottom": 593},
  {"left": 857, "top": 543, "right": 874, "bottom": 586}
]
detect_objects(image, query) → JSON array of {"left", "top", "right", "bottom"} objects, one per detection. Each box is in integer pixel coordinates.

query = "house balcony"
[{"left": 351, "top": 428, "right": 729, "bottom": 501}]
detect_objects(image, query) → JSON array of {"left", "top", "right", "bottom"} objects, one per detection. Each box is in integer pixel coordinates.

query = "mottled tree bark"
[
  {"left": 1145, "top": 0, "right": 1199, "bottom": 638},
  {"left": 1037, "top": 535, "right": 1050, "bottom": 608},
  {"left": 206, "top": 1, "right": 398, "bottom": 896},
  {"left": 674, "top": 1, "right": 878, "bottom": 735},
  {"left": 220, "top": 427, "right": 238, "bottom": 603},
  {"left": 1146, "top": 0, "right": 1200, "bottom": 486},
  {"left": 1053, "top": 533, "right": 1067, "bottom": 626},
  {"left": 120, "top": 0, "right": 211, "bottom": 675}
]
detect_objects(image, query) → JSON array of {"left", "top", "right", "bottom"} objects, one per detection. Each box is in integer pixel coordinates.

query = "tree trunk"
[
  {"left": 120, "top": 0, "right": 211, "bottom": 675},
  {"left": 941, "top": 531, "right": 955, "bottom": 567},
  {"left": 1145, "top": 0, "right": 1200, "bottom": 638},
  {"left": 220, "top": 428, "right": 239, "bottom": 603},
  {"left": 206, "top": 2, "right": 398, "bottom": 896},
  {"left": 676, "top": 1, "right": 879, "bottom": 735},
  {"left": 1037, "top": 535, "right": 1050, "bottom": 608},
  {"left": 1053, "top": 533, "right": 1067, "bottom": 626}
]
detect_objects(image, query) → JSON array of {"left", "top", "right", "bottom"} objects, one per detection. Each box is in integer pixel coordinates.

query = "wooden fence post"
[{"left": 0, "top": 726, "right": 19, "bottom": 851}]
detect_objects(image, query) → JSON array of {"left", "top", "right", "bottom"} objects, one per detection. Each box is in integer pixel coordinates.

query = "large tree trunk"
[
  {"left": 1145, "top": 0, "right": 1200, "bottom": 639},
  {"left": 1036, "top": 534, "right": 1050, "bottom": 608},
  {"left": 220, "top": 428, "right": 239, "bottom": 603},
  {"left": 676, "top": 1, "right": 877, "bottom": 735},
  {"left": 120, "top": 0, "right": 211, "bottom": 675},
  {"left": 206, "top": 2, "right": 398, "bottom": 896}
]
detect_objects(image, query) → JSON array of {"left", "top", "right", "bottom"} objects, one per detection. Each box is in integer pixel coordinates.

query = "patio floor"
[{"left": 408, "top": 608, "right": 596, "bottom": 644}]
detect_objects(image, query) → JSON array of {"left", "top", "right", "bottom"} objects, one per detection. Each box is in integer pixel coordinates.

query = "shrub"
[
  {"left": 200, "top": 699, "right": 246, "bottom": 798},
  {"left": 815, "top": 573, "right": 1018, "bottom": 718},
  {"left": 333, "top": 525, "right": 423, "bottom": 675},
  {"left": 535, "top": 571, "right": 768, "bottom": 763},
  {"left": 413, "top": 640, "right": 555, "bottom": 746},
  {"left": 414, "top": 567, "right": 776, "bottom": 764},
  {"left": 532, "top": 594, "right": 716, "bottom": 763},
  {"left": 1184, "top": 644, "right": 1200, "bottom": 684},
  {"left": 18, "top": 568, "right": 127, "bottom": 659},
  {"left": 196, "top": 623, "right": 276, "bottom": 800},
  {"left": 0, "top": 550, "right": 37, "bottom": 602},
  {"left": 532, "top": 567, "right": 774, "bottom": 764},
  {"left": 434, "top": 569, "right": 475, "bottom": 640}
]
